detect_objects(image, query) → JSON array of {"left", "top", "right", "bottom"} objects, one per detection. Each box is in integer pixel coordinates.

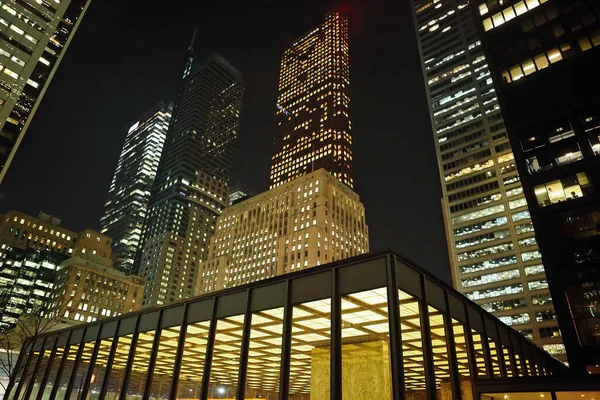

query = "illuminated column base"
[
  {"left": 311, "top": 340, "right": 391, "bottom": 400},
  {"left": 441, "top": 377, "right": 474, "bottom": 400}
]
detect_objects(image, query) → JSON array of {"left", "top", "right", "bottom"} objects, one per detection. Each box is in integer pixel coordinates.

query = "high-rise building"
[
  {"left": 471, "top": 0, "right": 600, "bottom": 371},
  {"left": 0, "top": 246, "right": 68, "bottom": 329},
  {"left": 50, "top": 229, "right": 144, "bottom": 325},
  {"left": 0, "top": 0, "right": 91, "bottom": 183},
  {"left": 0, "top": 214, "right": 144, "bottom": 330},
  {"left": 410, "top": 0, "right": 563, "bottom": 358},
  {"left": 270, "top": 11, "right": 353, "bottom": 189},
  {"left": 0, "top": 211, "right": 77, "bottom": 255},
  {"left": 198, "top": 169, "right": 368, "bottom": 293},
  {"left": 100, "top": 102, "right": 173, "bottom": 274},
  {"left": 136, "top": 52, "right": 244, "bottom": 306}
]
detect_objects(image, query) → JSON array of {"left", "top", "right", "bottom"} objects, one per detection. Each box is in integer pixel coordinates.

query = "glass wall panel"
[
  {"left": 127, "top": 329, "right": 157, "bottom": 399},
  {"left": 38, "top": 345, "right": 66, "bottom": 400},
  {"left": 85, "top": 338, "right": 114, "bottom": 399},
  {"left": 106, "top": 335, "right": 133, "bottom": 400},
  {"left": 483, "top": 392, "right": 551, "bottom": 400},
  {"left": 243, "top": 307, "right": 284, "bottom": 399},
  {"left": 501, "top": 345, "right": 514, "bottom": 377},
  {"left": 177, "top": 321, "right": 210, "bottom": 399},
  {"left": 487, "top": 338, "right": 502, "bottom": 377},
  {"left": 55, "top": 343, "right": 80, "bottom": 400},
  {"left": 523, "top": 355, "right": 532, "bottom": 376},
  {"left": 148, "top": 326, "right": 181, "bottom": 399},
  {"left": 29, "top": 344, "right": 54, "bottom": 400},
  {"left": 289, "top": 298, "right": 331, "bottom": 399},
  {"left": 341, "top": 288, "right": 391, "bottom": 399},
  {"left": 557, "top": 391, "right": 600, "bottom": 400},
  {"left": 208, "top": 314, "right": 245, "bottom": 398},
  {"left": 69, "top": 341, "right": 95, "bottom": 400},
  {"left": 399, "top": 290, "right": 426, "bottom": 399},
  {"left": 451, "top": 319, "right": 471, "bottom": 379},
  {"left": 471, "top": 330, "right": 489, "bottom": 378},
  {"left": 16, "top": 342, "right": 44, "bottom": 400},
  {"left": 514, "top": 352, "right": 524, "bottom": 376},
  {"left": 428, "top": 306, "right": 451, "bottom": 400}
]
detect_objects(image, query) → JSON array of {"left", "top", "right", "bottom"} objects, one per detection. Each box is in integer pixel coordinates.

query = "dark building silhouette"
[{"left": 473, "top": 0, "right": 600, "bottom": 372}]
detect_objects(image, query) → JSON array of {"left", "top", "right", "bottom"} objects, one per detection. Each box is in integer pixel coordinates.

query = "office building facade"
[
  {"left": 5, "top": 251, "right": 569, "bottom": 400},
  {"left": 410, "top": 0, "right": 564, "bottom": 357},
  {"left": 0, "top": 223, "right": 130, "bottom": 330},
  {"left": 0, "top": 0, "right": 91, "bottom": 183},
  {"left": 0, "top": 247, "right": 68, "bottom": 329},
  {"left": 471, "top": 0, "right": 600, "bottom": 371},
  {"left": 0, "top": 211, "right": 77, "bottom": 255},
  {"left": 136, "top": 53, "right": 244, "bottom": 306},
  {"left": 50, "top": 229, "right": 144, "bottom": 325},
  {"left": 198, "top": 169, "right": 368, "bottom": 293},
  {"left": 101, "top": 102, "right": 173, "bottom": 274},
  {"left": 270, "top": 11, "right": 354, "bottom": 189}
]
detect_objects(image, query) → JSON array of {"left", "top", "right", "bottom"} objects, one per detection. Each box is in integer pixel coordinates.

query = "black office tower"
[
  {"left": 136, "top": 52, "right": 244, "bottom": 307},
  {"left": 472, "top": 0, "right": 600, "bottom": 371}
]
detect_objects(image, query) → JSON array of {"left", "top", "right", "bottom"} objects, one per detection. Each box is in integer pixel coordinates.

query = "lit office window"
[{"left": 534, "top": 173, "right": 591, "bottom": 207}]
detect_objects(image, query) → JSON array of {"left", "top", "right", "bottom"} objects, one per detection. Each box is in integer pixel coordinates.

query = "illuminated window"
[{"left": 534, "top": 173, "right": 591, "bottom": 207}]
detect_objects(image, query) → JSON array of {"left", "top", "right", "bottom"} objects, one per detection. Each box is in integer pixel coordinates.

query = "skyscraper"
[
  {"left": 100, "top": 101, "right": 172, "bottom": 274},
  {"left": 198, "top": 169, "right": 369, "bottom": 294},
  {"left": 410, "top": 0, "right": 564, "bottom": 358},
  {"left": 136, "top": 52, "right": 244, "bottom": 306},
  {"left": 472, "top": 0, "right": 600, "bottom": 371},
  {"left": 270, "top": 11, "right": 353, "bottom": 189},
  {"left": 0, "top": 0, "right": 91, "bottom": 183}
]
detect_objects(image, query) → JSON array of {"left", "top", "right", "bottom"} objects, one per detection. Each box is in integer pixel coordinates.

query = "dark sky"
[{"left": 0, "top": 0, "right": 452, "bottom": 283}]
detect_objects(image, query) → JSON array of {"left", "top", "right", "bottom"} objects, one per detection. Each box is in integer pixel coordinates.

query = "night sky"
[{"left": 0, "top": 0, "right": 452, "bottom": 283}]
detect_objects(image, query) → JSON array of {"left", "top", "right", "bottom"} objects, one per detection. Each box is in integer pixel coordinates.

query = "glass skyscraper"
[
  {"left": 100, "top": 102, "right": 172, "bottom": 274},
  {"left": 0, "top": 0, "right": 91, "bottom": 183},
  {"left": 410, "top": 0, "right": 564, "bottom": 358},
  {"left": 270, "top": 11, "right": 353, "bottom": 189},
  {"left": 136, "top": 53, "right": 244, "bottom": 307}
]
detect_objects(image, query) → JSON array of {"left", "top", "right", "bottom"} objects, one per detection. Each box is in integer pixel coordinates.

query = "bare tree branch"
[{"left": 0, "top": 301, "right": 67, "bottom": 395}]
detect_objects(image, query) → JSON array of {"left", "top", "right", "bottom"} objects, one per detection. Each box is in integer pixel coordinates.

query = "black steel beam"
[
  {"left": 199, "top": 297, "right": 218, "bottom": 400},
  {"left": 330, "top": 268, "right": 342, "bottom": 400},
  {"left": 169, "top": 304, "right": 190, "bottom": 400},
  {"left": 387, "top": 255, "right": 406, "bottom": 400}
]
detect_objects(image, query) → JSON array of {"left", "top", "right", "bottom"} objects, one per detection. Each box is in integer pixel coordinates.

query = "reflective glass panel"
[
  {"left": 126, "top": 329, "right": 157, "bottom": 398},
  {"left": 399, "top": 290, "right": 426, "bottom": 397},
  {"left": 341, "top": 288, "right": 391, "bottom": 399},
  {"left": 208, "top": 314, "right": 245, "bottom": 398},
  {"left": 289, "top": 298, "right": 331, "bottom": 398},
  {"left": 429, "top": 306, "right": 450, "bottom": 400},
  {"left": 243, "top": 307, "right": 284, "bottom": 398},
  {"left": 148, "top": 326, "right": 181, "bottom": 399},
  {"left": 177, "top": 321, "right": 210, "bottom": 399}
]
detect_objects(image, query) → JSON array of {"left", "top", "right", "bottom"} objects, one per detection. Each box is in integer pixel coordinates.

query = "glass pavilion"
[{"left": 6, "top": 251, "right": 569, "bottom": 400}]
